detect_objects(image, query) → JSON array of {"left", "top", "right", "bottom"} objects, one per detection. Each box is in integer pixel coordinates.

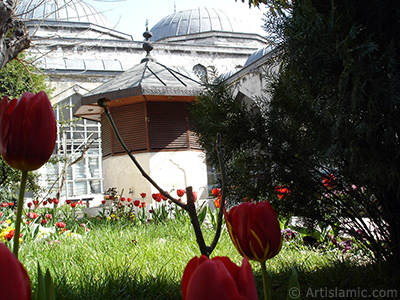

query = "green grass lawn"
[{"left": 19, "top": 219, "right": 399, "bottom": 300}]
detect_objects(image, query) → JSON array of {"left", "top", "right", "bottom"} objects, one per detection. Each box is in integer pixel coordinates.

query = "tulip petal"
[
  {"left": 182, "top": 255, "right": 258, "bottom": 300},
  {"left": 0, "top": 243, "right": 31, "bottom": 300},
  {"left": 224, "top": 201, "right": 282, "bottom": 263},
  {"left": 2, "top": 91, "right": 56, "bottom": 171}
]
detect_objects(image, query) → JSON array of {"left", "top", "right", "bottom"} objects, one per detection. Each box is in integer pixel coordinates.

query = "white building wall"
[{"left": 102, "top": 151, "right": 208, "bottom": 203}]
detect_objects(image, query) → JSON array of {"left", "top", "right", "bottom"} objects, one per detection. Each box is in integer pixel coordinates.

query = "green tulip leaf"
[
  {"left": 36, "top": 262, "right": 56, "bottom": 300},
  {"left": 36, "top": 263, "right": 46, "bottom": 300},
  {"left": 45, "top": 268, "right": 56, "bottom": 300},
  {"left": 286, "top": 267, "right": 301, "bottom": 300}
]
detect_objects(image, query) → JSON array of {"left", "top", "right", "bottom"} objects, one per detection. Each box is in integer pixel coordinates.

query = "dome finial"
[{"left": 141, "top": 20, "right": 156, "bottom": 63}]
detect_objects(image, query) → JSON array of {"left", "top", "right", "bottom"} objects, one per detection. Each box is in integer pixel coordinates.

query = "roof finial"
[{"left": 141, "top": 20, "right": 156, "bottom": 63}]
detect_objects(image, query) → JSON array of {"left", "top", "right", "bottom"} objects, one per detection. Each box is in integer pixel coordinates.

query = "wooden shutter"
[
  {"left": 111, "top": 103, "right": 147, "bottom": 154},
  {"left": 100, "top": 113, "right": 112, "bottom": 157},
  {"left": 148, "top": 102, "right": 189, "bottom": 150}
]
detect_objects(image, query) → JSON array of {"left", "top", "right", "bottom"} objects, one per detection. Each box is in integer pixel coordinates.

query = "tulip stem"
[
  {"left": 13, "top": 170, "right": 28, "bottom": 259},
  {"left": 260, "top": 261, "right": 272, "bottom": 300}
]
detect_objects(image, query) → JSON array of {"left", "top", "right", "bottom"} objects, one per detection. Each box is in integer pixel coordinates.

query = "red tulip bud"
[
  {"left": 224, "top": 201, "right": 282, "bottom": 263},
  {"left": 177, "top": 189, "right": 185, "bottom": 197},
  {"left": 0, "top": 92, "right": 56, "bottom": 171}
]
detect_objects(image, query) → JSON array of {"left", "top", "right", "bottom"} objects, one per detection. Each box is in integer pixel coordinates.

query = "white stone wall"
[{"left": 102, "top": 150, "right": 208, "bottom": 203}]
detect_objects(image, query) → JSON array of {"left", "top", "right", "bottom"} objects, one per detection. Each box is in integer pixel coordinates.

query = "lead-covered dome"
[
  {"left": 150, "top": 7, "right": 248, "bottom": 41},
  {"left": 15, "top": 0, "right": 111, "bottom": 28}
]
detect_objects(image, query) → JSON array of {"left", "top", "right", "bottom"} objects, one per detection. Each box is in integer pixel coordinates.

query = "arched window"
[{"left": 193, "top": 64, "right": 207, "bottom": 81}]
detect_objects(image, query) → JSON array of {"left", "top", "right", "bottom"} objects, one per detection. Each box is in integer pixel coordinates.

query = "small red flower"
[
  {"left": 133, "top": 200, "right": 140, "bottom": 207},
  {"left": 71, "top": 202, "right": 77, "bottom": 208},
  {"left": 53, "top": 198, "right": 59, "bottom": 205},
  {"left": 47, "top": 198, "right": 53, "bottom": 204},
  {"left": 27, "top": 212, "right": 39, "bottom": 219},
  {"left": 127, "top": 198, "right": 132, "bottom": 202},
  {"left": 66, "top": 200, "right": 71, "bottom": 205},
  {"left": 152, "top": 193, "right": 162, "bottom": 202},
  {"left": 56, "top": 222, "right": 66, "bottom": 229},
  {"left": 212, "top": 188, "right": 221, "bottom": 198},
  {"left": 323, "top": 173, "right": 336, "bottom": 189},
  {"left": 214, "top": 198, "right": 220, "bottom": 209},
  {"left": 275, "top": 186, "right": 290, "bottom": 200},
  {"left": 41, "top": 219, "right": 47, "bottom": 225},
  {"left": 161, "top": 193, "right": 168, "bottom": 201},
  {"left": 1, "top": 202, "right": 7, "bottom": 208},
  {"left": 42, "top": 201, "right": 47, "bottom": 206},
  {"left": 141, "top": 202, "right": 146, "bottom": 207},
  {"left": 177, "top": 189, "right": 185, "bottom": 197},
  {"left": 27, "top": 202, "right": 32, "bottom": 208},
  {"left": 101, "top": 200, "right": 106, "bottom": 205},
  {"left": 45, "top": 213, "right": 52, "bottom": 220},
  {"left": 192, "top": 191, "right": 198, "bottom": 202},
  {"left": 140, "top": 193, "right": 146, "bottom": 199},
  {"left": 121, "top": 197, "right": 126, "bottom": 202}
]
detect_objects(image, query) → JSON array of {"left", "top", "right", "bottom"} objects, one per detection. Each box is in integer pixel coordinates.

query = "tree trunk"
[{"left": 0, "top": 0, "right": 30, "bottom": 70}]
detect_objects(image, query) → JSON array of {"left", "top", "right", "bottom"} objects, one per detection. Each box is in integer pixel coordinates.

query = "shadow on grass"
[
  {"left": 35, "top": 269, "right": 182, "bottom": 300},
  {"left": 253, "top": 260, "right": 400, "bottom": 300}
]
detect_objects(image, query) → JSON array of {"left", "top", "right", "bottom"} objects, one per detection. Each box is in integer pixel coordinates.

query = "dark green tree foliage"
[
  {"left": 190, "top": 82, "right": 274, "bottom": 202},
  {"left": 268, "top": 0, "right": 400, "bottom": 264},
  {"left": 192, "top": 0, "right": 400, "bottom": 264}
]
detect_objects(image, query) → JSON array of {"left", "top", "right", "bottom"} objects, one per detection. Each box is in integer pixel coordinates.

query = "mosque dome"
[
  {"left": 244, "top": 46, "right": 273, "bottom": 67},
  {"left": 150, "top": 7, "right": 248, "bottom": 41},
  {"left": 15, "top": 0, "right": 111, "bottom": 28}
]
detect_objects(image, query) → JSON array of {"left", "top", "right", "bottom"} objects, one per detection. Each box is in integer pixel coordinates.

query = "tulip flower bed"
[{"left": 8, "top": 214, "right": 391, "bottom": 300}]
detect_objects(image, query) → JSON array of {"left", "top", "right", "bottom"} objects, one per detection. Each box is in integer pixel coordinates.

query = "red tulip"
[
  {"left": 323, "top": 173, "right": 336, "bottom": 189},
  {"left": 121, "top": 197, "right": 126, "bottom": 202},
  {"left": 224, "top": 201, "right": 282, "bottom": 263},
  {"left": 140, "top": 193, "right": 146, "bottom": 198},
  {"left": 182, "top": 255, "right": 258, "bottom": 300},
  {"left": 0, "top": 243, "right": 31, "bottom": 300},
  {"left": 127, "top": 198, "right": 132, "bottom": 202},
  {"left": 275, "top": 186, "right": 290, "bottom": 200},
  {"left": 161, "top": 192, "right": 168, "bottom": 201},
  {"left": 66, "top": 200, "right": 71, "bottom": 205},
  {"left": 212, "top": 188, "right": 221, "bottom": 198},
  {"left": 53, "top": 198, "right": 59, "bottom": 205},
  {"left": 41, "top": 219, "right": 48, "bottom": 225},
  {"left": 192, "top": 191, "right": 198, "bottom": 202},
  {"left": 133, "top": 200, "right": 140, "bottom": 207},
  {"left": 141, "top": 202, "right": 146, "bottom": 207},
  {"left": 101, "top": 200, "right": 106, "bottom": 205},
  {"left": 45, "top": 213, "right": 52, "bottom": 220},
  {"left": 152, "top": 193, "right": 162, "bottom": 202},
  {"left": 56, "top": 222, "right": 66, "bottom": 228},
  {"left": 177, "top": 189, "right": 185, "bottom": 197},
  {"left": 0, "top": 92, "right": 56, "bottom": 171}
]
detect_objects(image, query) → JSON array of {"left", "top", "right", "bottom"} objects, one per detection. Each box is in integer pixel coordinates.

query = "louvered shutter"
[
  {"left": 100, "top": 113, "right": 112, "bottom": 157},
  {"left": 111, "top": 103, "right": 147, "bottom": 154},
  {"left": 148, "top": 102, "right": 189, "bottom": 150}
]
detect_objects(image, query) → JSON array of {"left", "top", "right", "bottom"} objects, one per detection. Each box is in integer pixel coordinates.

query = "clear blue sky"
[{"left": 85, "top": 0, "right": 267, "bottom": 40}]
